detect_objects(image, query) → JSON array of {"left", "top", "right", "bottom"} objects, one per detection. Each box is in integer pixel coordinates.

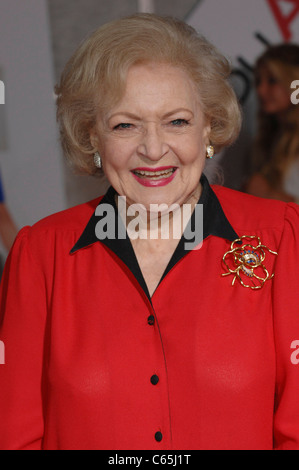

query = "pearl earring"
[
  {"left": 206, "top": 145, "right": 214, "bottom": 159},
  {"left": 94, "top": 151, "right": 102, "bottom": 169}
]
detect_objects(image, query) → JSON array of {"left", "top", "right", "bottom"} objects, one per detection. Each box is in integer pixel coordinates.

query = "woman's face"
[
  {"left": 91, "top": 62, "right": 211, "bottom": 210},
  {"left": 255, "top": 64, "right": 291, "bottom": 115}
]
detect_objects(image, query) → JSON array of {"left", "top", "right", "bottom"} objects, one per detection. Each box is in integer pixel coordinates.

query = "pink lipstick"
[{"left": 131, "top": 166, "right": 177, "bottom": 187}]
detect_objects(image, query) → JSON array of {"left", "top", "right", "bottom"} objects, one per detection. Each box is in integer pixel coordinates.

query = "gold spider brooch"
[{"left": 222, "top": 235, "right": 278, "bottom": 290}]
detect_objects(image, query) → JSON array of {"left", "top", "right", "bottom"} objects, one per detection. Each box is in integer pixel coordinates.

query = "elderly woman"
[{"left": 0, "top": 14, "right": 299, "bottom": 451}]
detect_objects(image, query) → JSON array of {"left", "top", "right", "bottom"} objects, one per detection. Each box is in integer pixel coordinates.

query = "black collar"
[{"left": 70, "top": 174, "right": 238, "bottom": 300}]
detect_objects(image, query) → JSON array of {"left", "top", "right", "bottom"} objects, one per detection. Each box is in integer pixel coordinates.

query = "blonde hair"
[
  {"left": 55, "top": 13, "right": 242, "bottom": 175},
  {"left": 253, "top": 44, "right": 299, "bottom": 188}
]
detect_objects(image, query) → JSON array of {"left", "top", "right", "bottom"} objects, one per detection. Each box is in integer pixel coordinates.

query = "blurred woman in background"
[{"left": 245, "top": 44, "right": 299, "bottom": 202}]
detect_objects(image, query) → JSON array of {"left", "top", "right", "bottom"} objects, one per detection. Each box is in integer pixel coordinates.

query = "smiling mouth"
[{"left": 132, "top": 167, "right": 177, "bottom": 180}]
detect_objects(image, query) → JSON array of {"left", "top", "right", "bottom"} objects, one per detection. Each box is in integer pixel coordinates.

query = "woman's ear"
[
  {"left": 203, "top": 119, "right": 212, "bottom": 145},
  {"left": 89, "top": 127, "right": 99, "bottom": 152}
]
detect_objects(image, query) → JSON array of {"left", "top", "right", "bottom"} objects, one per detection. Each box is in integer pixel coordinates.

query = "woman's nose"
[{"left": 137, "top": 124, "right": 169, "bottom": 161}]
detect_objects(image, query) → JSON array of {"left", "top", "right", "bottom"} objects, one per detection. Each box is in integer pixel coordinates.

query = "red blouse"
[{"left": 0, "top": 176, "right": 299, "bottom": 450}]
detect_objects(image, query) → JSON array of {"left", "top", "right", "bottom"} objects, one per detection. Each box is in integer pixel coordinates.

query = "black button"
[
  {"left": 147, "top": 315, "right": 155, "bottom": 325},
  {"left": 150, "top": 374, "right": 159, "bottom": 385},
  {"left": 155, "top": 431, "right": 163, "bottom": 442}
]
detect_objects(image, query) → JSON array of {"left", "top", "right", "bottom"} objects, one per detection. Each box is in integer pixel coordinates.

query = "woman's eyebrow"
[
  {"left": 108, "top": 108, "right": 194, "bottom": 121},
  {"left": 162, "top": 108, "right": 194, "bottom": 119},
  {"left": 108, "top": 111, "right": 140, "bottom": 120}
]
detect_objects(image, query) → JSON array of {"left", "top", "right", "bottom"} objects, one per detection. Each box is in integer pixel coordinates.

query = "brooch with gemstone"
[{"left": 222, "top": 235, "right": 278, "bottom": 290}]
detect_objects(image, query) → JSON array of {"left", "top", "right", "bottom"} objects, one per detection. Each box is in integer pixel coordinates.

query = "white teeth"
[{"left": 134, "top": 168, "right": 175, "bottom": 178}]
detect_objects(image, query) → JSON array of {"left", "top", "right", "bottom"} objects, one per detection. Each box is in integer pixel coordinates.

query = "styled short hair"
[{"left": 55, "top": 13, "right": 242, "bottom": 175}]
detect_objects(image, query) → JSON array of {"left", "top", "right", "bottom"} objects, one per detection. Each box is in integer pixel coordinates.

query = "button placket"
[{"left": 147, "top": 305, "right": 170, "bottom": 448}]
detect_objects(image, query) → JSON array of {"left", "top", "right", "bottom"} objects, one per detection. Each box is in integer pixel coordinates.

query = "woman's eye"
[
  {"left": 113, "top": 123, "right": 132, "bottom": 130},
  {"left": 170, "top": 119, "right": 189, "bottom": 126}
]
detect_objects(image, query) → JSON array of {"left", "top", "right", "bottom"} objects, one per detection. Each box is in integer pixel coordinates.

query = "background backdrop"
[{"left": 0, "top": 0, "right": 299, "bottom": 258}]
